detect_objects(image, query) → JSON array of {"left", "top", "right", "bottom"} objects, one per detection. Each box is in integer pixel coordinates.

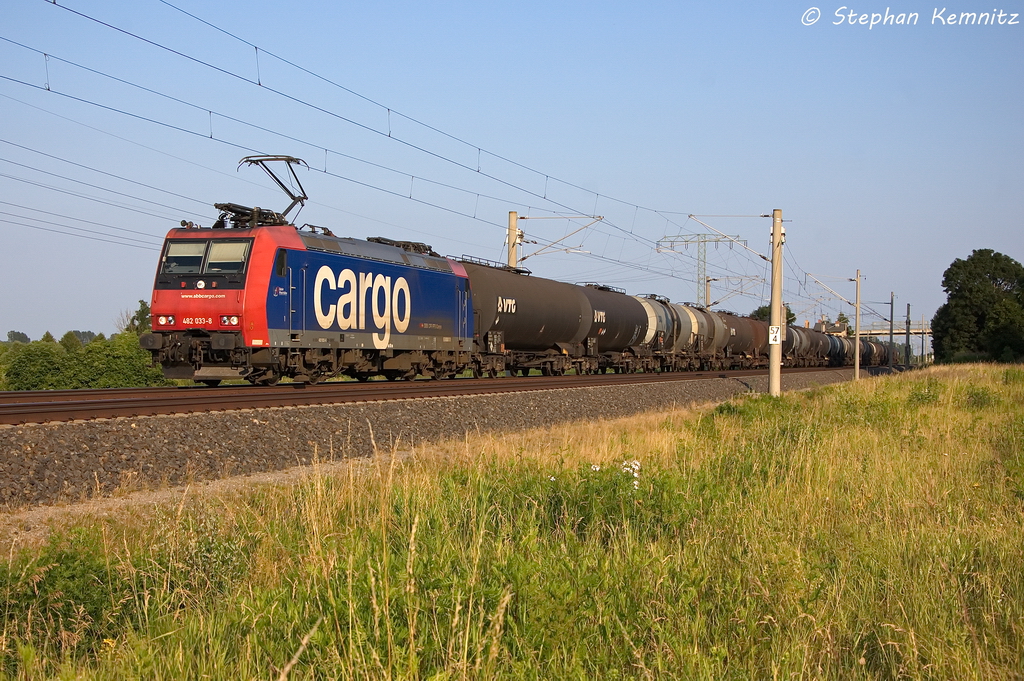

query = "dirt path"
[{"left": 0, "top": 454, "right": 384, "bottom": 549}]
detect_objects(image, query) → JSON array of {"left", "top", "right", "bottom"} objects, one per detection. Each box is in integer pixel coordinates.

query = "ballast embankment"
[{"left": 1, "top": 370, "right": 854, "bottom": 509}]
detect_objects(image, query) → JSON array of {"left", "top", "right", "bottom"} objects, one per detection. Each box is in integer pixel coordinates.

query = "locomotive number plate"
[{"left": 182, "top": 317, "right": 213, "bottom": 326}]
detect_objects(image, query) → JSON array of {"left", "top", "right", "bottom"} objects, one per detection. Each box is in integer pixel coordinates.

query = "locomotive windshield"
[
  {"left": 162, "top": 242, "right": 206, "bottom": 273},
  {"left": 160, "top": 239, "right": 252, "bottom": 275},
  {"left": 206, "top": 241, "right": 250, "bottom": 273}
]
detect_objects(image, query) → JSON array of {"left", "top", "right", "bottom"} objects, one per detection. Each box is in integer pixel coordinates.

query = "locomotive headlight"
[
  {"left": 158, "top": 316, "right": 167, "bottom": 326},
  {"left": 220, "top": 315, "right": 240, "bottom": 326},
  {"left": 157, "top": 315, "right": 174, "bottom": 326}
]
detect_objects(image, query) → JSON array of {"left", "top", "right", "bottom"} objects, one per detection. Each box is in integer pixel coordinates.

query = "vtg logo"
[
  {"left": 497, "top": 296, "right": 517, "bottom": 314},
  {"left": 313, "top": 265, "right": 411, "bottom": 349}
]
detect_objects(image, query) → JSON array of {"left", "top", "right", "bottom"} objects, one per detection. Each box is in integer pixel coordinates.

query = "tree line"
[{"left": 1, "top": 301, "right": 166, "bottom": 390}]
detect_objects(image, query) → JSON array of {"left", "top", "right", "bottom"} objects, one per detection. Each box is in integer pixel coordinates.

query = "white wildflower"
[
  {"left": 591, "top": 464, "right": 601, "bottom": 472},
  {"left": 621, "top": 459, "right": 642, "bottom": 492}
]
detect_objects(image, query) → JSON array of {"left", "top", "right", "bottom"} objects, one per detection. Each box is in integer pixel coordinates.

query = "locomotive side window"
[
  {"left": 206, "top": 240, "right": 251, "bottom": 274},
  {"left": 275, "top": 249, "right": 287, "bottom": 277},
  {"left": 162, "top": 242, "right": 206, "bottom": 274}
]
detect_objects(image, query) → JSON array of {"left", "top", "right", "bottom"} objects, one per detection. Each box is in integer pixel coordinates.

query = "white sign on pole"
[{"left": 769, "top": 325, "right": 781, "bottom": 345}]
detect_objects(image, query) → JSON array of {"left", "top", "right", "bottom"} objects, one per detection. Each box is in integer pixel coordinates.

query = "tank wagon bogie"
[{"left": 140, "top": 160, "right": 883, "bottom": 384}]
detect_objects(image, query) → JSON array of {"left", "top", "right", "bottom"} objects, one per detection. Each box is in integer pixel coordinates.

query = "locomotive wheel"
[{"left": 247, "top": 368, "right": 280, "bottom": 386}]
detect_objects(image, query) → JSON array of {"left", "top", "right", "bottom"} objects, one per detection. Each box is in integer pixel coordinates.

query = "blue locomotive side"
[{"left": 263, "top": 243, "right": 472, "bottom": 353}]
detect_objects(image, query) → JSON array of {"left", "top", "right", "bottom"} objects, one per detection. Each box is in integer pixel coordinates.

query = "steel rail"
[{"left": 0, "top": 367, "right": 844, "bottom": 426}]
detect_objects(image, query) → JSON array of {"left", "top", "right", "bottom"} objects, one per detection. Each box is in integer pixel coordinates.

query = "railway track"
[{"left": 0, "top": 367, "right": 844, "bottom": 426}]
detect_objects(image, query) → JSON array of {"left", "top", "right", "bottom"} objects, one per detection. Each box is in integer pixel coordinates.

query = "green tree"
[
  {"left": 6, "top": 330, "right": 29, "bottom": 343},
  {"left": 749, "top": 304, "right": 796, "bottom": 326},
  {"left": 836, "top": 311, "right": 855, "bottom": 337},
  {"left": 981, "top": 297, "right": 1024, "bottom": 360},
  {"left": 118, "top": 300, "right": 151, "bottom": 334},
  {"left": 0, "top": 343, "right": 10, "bottom": 387},
  {"left": 40, "top": 331, "right": 57, "bottom": 343},
  {"left": 932, "top": 249, "right": 1024, "bottom": 362},
  {"left": 70, "top": 332, "right": 166, "bottom": 388},
  {"left": 59, "top": 331, "right": 83, "bottom": 353},
  {"left": 71, "top": 330, "right": 97, "bottom": 345},
  {"left": 4, "top": 341, "right": 67, "bottom": 390},
  {"left": 4, "top": 334, "right": 167, "bottom": 390}
]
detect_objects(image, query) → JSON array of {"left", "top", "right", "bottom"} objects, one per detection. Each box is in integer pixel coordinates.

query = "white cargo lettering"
[
  {"left": 314, "top": 265, "right": 411, "bottom": 348},
  {"left": 337, "top": 269, "right": 358, "bottom": 330},
  {"left": 371, "top": 274, "right": 391, "bottom": 348},
  {"left": 497, "top": 296, "right": 517, "bottom": 314},
  {"left": 314, "top": 266, "right": 337, "bottom": 329},
  {"left": 593, "top": 310, "right": 607, "bottom": 323},
  {"left": 393, "top": 278, "right": 411, "bottom": 333}
]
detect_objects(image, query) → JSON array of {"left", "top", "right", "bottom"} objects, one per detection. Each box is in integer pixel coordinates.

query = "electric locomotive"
[{"left": 140, "top": 157, "right": 473, "bottom": 385}]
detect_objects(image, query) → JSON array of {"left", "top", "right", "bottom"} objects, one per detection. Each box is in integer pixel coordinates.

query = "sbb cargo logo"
[{"left": 313, "top": 265, "right": 411, "bottom": 349}]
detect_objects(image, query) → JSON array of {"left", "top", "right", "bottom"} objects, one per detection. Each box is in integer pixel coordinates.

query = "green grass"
[{"left": 2, "top": 364, "right": 1023, "bottom": 679}]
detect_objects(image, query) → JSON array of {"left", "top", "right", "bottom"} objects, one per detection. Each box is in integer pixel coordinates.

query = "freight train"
[{"left": 140, "top": 157, "right": 888, "bottom": 385}]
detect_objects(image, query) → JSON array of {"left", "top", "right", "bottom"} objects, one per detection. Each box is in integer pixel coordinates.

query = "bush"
[
  {"left": 69, "top": 332, "right": 167, "bottom": 388},
  {"left": 2, "top": 333, "right": 167, "bottom": 390},
  {"left": 0, "top": 528, "right": 136, "bottom": 664},
  {"left": 948, "top": 350, "right": 992, "bottom": 364},
  {"left": 2, "top": 341, "right": 68, "bottom": 390}
]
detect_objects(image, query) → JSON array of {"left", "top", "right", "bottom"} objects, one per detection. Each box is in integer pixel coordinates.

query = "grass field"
[{"left": 2, "top": 364, "right": 1023, "bottom": 679}]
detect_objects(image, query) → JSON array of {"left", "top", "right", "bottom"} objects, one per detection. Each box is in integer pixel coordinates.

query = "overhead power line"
[
  {"left": 0, "top": 199, "right": 165, "bottom": 241},
  {"left": 0, "top": 138, "right": 209, "bottom": 208},
  {"left": 0, "top": 216, "right": 160, "bottom": 250},
  {"left": 2, "top": 6, "right": 846, "bottom": 306},
  {"left": 0, "top": 154, "right": 201, "bottom": 216},
  {"left": 32, "top": 6, "right": 672, "bottom": 250}
]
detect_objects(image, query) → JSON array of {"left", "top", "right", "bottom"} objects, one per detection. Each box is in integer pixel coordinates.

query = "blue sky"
[{"left": 2, "top": 0, "right": 1021, "bottom": 340}]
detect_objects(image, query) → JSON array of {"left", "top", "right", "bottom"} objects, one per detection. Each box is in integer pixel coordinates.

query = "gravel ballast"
[{"left": 1, "top": 369, "right": 857, "bottom": 509}]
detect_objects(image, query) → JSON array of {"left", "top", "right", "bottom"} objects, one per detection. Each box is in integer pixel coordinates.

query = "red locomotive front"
[{"left": 141, "top": 221, "right": 304, "bottom": 383}]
